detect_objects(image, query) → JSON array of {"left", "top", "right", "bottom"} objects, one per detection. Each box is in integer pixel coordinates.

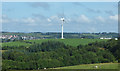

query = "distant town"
[
  {"left": 0, "top": 32, "right": 118, "bottom": 42},
  {"left": 0, "top": 35, "right": 35, "bottom": 40}
]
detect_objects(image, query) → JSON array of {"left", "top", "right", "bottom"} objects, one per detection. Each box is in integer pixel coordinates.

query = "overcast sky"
[{"left": 2, "top": 2, "right": 118, "bottom": 33}]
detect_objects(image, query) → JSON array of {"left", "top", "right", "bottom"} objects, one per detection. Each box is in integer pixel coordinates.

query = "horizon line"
[{"left": 1, "top": 31, "right": 118, "bottom": 33}]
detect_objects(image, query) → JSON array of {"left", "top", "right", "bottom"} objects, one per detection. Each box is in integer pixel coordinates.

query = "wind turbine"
[
  {"left": 60, "top": 8, "right": 70, "bottom": 39},
  {"left": 60, "top": 17, "right": 64, "bottom": 39}
]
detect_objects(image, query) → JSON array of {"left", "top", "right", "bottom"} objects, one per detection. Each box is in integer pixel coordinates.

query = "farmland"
[
  {"left": 54, "top": 63, "right": 119, "bottom": 69},
  {"left": 2, "top": 41, "right": 31, "bottom": 47},
  {"left": 26, "top": 39, "right": 108, "bottom": 47},
  {"left": 2, "top": 38, "right": 108, "bottom": 47},
  {"left": 4, "top": 63, "right": 119, "bottom": 71}
]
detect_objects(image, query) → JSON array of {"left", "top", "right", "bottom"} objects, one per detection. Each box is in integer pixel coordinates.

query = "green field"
[
  {"left": 7, "top": 63, "right": 119, "bottom": 71},
  {"left": 25, "top": 39, "right": 108, "bottom": 47},
  {"left": 54, "top": 63, "right": 119, "bottom": 69},
  {"left": 2, "top": 41, "right": 31, "bottom": 47},
  {"left": 2, "top": 39, "right": 108, "bottom": 47}
]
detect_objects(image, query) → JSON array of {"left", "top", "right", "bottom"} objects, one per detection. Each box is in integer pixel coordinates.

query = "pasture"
[
  {"left": 2, "top": 39, "right": 108, "bottom": 47},
  {"left": 54, "top": 63, "right": 119, "bottom": 69},
  {"left": 25, "top": 39, "right": 108, "bottom": 47},
  {"left": 6, "top": 63, "right": 119, "bottom": 71},
  {"left": 2, "top": 41, "right": 31, "bottom": 47}
]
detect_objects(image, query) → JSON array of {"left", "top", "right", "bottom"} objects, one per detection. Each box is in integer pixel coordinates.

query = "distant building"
[
  {"left": 115, "top": 38, "right": 118, "bottom": 40},
  {"left": 100, "top": 37, "right": 112, "bottom": 39},
  {"left": 100, "top": 37, "right": 104, "bottom": 39}
]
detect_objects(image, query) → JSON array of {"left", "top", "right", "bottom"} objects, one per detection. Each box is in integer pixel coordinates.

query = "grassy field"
[
  {"left": 2, "top": 41, "right": 31, "bottom": 47},
  {"left": 7, "top": 63, "right": 119, "bottom": 71},
  {"left": 25, "top": 39, "right": 108, "bottom": 47},
  {"left": 54, "top": 63, "right": 119, "bottom": 69},
  {"left": 2, "top": 39, "right": 108, "bottom": 48}
]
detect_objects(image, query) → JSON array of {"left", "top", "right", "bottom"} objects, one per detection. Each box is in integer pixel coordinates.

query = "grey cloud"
[
  {"left": 86, "top": 8, "right": 101, "bottom": 13},
  {"left": 29, "top": 2, "right": 50, "bottom": 10},
  {"left": 73, "top": 2, "right": 84, "bottom": 7},
  {"left": 73, "top": 2, "right": 101, "bottom": 13},
  {"left": 105, "top": 10, "right": 114, "bottom": 15},
  {"left": 32, "top": 13, "right": 46, "bottom": 19}
]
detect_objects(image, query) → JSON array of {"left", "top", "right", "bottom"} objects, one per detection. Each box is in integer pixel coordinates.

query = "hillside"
[{"left": 1, "top": 38, "right": 119, "bottom": 70}]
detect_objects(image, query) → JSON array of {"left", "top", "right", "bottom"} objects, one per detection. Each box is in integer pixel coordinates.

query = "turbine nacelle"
[{"left": 60, "top": 18, "right": 65, "bottom": 21}]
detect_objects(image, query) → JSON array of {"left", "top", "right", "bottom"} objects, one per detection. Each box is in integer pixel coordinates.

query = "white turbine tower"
[{"left": 61, "top": 17, "right": 64, "bottom": 39}]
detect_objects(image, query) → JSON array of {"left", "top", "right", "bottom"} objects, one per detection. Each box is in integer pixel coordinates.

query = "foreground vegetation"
[{"left": 1, "top": 38, "right": 120, "bottom": 70}]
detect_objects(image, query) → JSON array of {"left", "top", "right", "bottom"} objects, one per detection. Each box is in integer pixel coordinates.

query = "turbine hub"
[{"left": 61, "top": 18, "right": 64, "bottom": 21}]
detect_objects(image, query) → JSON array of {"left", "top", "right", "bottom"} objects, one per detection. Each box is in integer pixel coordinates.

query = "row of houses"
[
  {"left": 0, "top": 35, "right": 36, "bottom": 40},
  {"left": 0, "top": 35, "right": 18, "bottom": 39}
]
